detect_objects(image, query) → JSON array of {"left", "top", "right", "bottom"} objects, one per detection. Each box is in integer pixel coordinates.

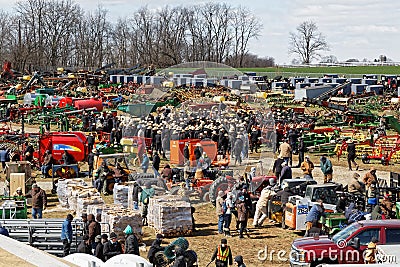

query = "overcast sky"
[{"left": 3, "top": 0, "right": 400, "bottom": 64}]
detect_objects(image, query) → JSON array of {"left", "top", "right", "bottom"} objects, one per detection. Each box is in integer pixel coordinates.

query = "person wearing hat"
[
  {"left": 77, "top": 235, "right": 92, "bottom": 254},
  {"left": 61, "top": 214, "right": 74, "bottom": 256},
  {"left": 363, "top": 167, "right": 377, "bottom": 189},
  {"left": 87, "top": 148, "right": 96, "bottom": 178},
  {"left": 87, "top": 132, "right": 95, "bottom": 153},
  {"left": 279, "top": 161, "right": 292, "bottom": 185},
  {"left": 140, "top": 182, "right": 155, "bottom": 226},
  {"left": 91, "top": 234, "right": 102, "bottom": 255},
  {"left": 233, "top": 135, "right": 244, "bottom": 166},
  {"left": 279, "top": 139, "right": 292, "bottom": 166},
  {"left": 103, "top": 232, "right": 122, "bottom": 261},
  {"left": 152, "top": 151, "right": 161, "bottom": 179},
  {"left": 141, "top": 153, "right": 150, "bottom": 173},
  {"left": 348, "top": 173, "right": 364, "bottom": 194},
  {"left": 131, "top": 181, "right": 142, "bottom": 210},
  {"left": 12, "top": 187, "right": 23, "bottom": 197},
  {"left": 95, "top": 234, "right": 108, "bottom": 261},
  {"left": 253, "top": 182, "right": 276, "bottom": 227},
  {"left": 216, "top": 191, "right": 225, "bottom": 234},
  {"left": 346, "top": 139, "right": 359, "bottom": 171},
  {"left": 40, "top": 150, "right": 54, "bottom": 177},
  {"left": 25, "top": 183, "right": 47, "bottom": 219},
  {"left": 23, "top": 141, "right": 34, "bottom": 162},
  {"left": 300, "top": 155, "right": 314, "bottom": 179},
  {"left": 295, "top": 136, "right": 306, "bottom": 168},
  {"left": 236, "top": 195, "right": 249, "bottom": 239},
  {"left": 320, "top": 155, "right": 333, "bottom": 183},
  {"left": 123, "top": 225, "right": 139, "bottom": 255},
  {"left": 273, "top": 155, "right": 285, "bottom": 179},
  {"left": 234, "top": 255, "right": 246, "bottom": 267},
  {"left": 147, "top": 234, "right": 165, "bottom": 265},
  {"left": 304, "top": 199, "right": 326, "bottom": 237},
  {"left": 364, "top": 237, "right": 379, "bottom": 264},
  {"left": 211, "top": 238, "right": 233, "bottom": 267}
]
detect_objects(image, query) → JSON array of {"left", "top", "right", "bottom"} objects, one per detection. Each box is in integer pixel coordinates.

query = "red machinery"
[
  {"left": 58, "top": 97, "right": 103, "bottom": 112},
  {"left": 35, "top": 132, "right": 88, "bottom": 163}
]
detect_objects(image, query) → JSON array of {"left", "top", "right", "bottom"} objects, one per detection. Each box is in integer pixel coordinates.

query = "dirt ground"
[{"left": 18, "top": 147, "right": 399, "bottom": 266}]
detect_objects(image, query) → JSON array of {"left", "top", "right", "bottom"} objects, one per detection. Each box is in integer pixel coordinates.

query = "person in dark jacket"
[
  {"left": 103, "top": 232, "right": 122, "bottom": 260},
  {"left": 25, "top": 183, "right": 47, "bottom": 219},
  {"left": 88, "top": 214, "right": 101, "bottom": 245},
  {"left": 276, "top": 186, "right": 294, "bottom": 229},
  {"left": 183, "top": 143, "right": 190, "bottom": 163},
  {"left": 236, "top": 196, "right": 248, "bottom": 239},
  {"left": 272, "top": 155, "right": 285, "bottom": 179},
  {"left": 87, "top": 132, "right": 95, "bottom": 153},
  {"left": 123, "top": 225, "right": 139, "bottom": 255},
  {"left": 305, "top": 200, "right": 326, "bottom": 237},
  {"left": 41, "top": 150, "right": 54, "bottom": 177},
  {"left": 0, "top": 147, "right": 9, "bottom": 173},
  {"left": 346, "top": 140, "right": 359, "bottom": 171},
  {"left": 87, "top": 149, "right": 96, "bottom": 178},
  {"left": 147, "top": 234, "right": 164, "bottom": 265},
  {"left": 295, "top": 137, "right": 306, "bottom": 168},
  {"left": 211, "top": 238, "right": 233, "bottom": 267},
  {"left": 234, "top": 255, "right": 246, "bottom": 267},
  {"left": 61, "top": 150, "right": 75, "bottom": 165},
  {"left": 160, "top": 164, "right": 173, "bottom": 182},
  {"left": 131, "top": 181, "right": 142, "bottom": 210},
  {"left": 279, "top": 162, "right": 292, "bottom": 185},
  {"left": 77, "top": 235, "right": 92, "bottom": 254},
  {"left": 60, "top": 214, "right": 73, "bottom": 256},
  {"left": 152, "top": 152, "right": 160, "bottom": 178},
  {"left": 172, "top": 247, "right": 186, "bottom": 267},
  {"left": 91, "top": 235, "right": 101, "bottom": 255},
  {"left": 24, "top": 142, "right": 34, "bottom": 162},
  {"left": 95, "top": 234, "right": 108, "bottom": 261}
]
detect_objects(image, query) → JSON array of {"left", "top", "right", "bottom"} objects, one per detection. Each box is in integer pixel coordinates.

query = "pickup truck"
[{"left": 290, "top": 219, "right": 400, "bottom": 267}]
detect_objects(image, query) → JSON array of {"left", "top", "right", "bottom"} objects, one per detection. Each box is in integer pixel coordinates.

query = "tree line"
[{"left": 0, "top": 0, "right": 272, "bottom": 72}]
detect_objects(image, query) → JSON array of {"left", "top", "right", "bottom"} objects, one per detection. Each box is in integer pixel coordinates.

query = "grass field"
[{"left": 238, "top": 65, "right": 400, "bottom": 77}]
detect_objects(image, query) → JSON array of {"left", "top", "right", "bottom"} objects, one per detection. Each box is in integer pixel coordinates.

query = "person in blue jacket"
[
  {"left": 61, "top": 214, "right": 74, "bottom": 256},
  {"left": 305, "top": 200, "right": 326, "bottom": 237}
]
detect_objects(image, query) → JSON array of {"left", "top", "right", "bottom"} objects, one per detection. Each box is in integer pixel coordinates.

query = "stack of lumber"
[
  {"left": 98, "top": 204, "right": 143, "bottom": 240},
  {"left": 148, "top": 195, "right": 193, "bottom": 237},
  {"left": 76, "top": 195, "right": 104, "bottom": 218}
]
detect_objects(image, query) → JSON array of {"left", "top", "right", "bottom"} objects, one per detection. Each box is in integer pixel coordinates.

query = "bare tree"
[{"left": 289, "top": 21, "right": 329, "bottom": 64}]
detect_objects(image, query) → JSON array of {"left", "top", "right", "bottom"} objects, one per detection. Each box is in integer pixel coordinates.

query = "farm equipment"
[
  {"left": 268, "top": 179, "right": 317, "bottom": 225},
  {"left": 36, "top": 131, "right": 88, "bottom": 164},
  {"left": 0, "top": 196, "right": 27, "bottom": 219},
  {"left": 284, "top": 183, "right": 341, "bottom": 231},
  {"left": 320, "top": 213, "right": 347, "bottom": 235},
  {"left": 94, "top": 153, "right": 134, "bottom": 193}
]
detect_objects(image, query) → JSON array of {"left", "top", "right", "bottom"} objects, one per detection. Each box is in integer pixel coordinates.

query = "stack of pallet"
[
  {"left": 98, "top": 205, "right": 143, "bottom": 240},
  {"left": 69, "top": 186, "right": 102, "bottom": 215},
  {"left": 76, "top": 195, "right": 104, "bottom": 218},
  {"left": 148, "top": 195, "right": 193, "bottom": 237},
  {"left": 113, "top": 183, "right": 131, "bottom": 208},
  {"left": 56, "top": 178, "right": 87, "bottom": 209}
]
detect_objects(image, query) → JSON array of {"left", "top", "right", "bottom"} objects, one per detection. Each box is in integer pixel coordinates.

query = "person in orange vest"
[{"left": 210, "top": 238, "right": 233, "bottom": 267}]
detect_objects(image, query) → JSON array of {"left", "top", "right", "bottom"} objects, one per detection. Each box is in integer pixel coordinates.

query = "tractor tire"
[
  {"left": 202, "top": 192, "right": 210, "bottom": 202},
  {"left": 209, "top": 176, "right": 229, "bottom": 205},
  {"left": 362, "top": 158, "right": 370, "bottom": 164}
]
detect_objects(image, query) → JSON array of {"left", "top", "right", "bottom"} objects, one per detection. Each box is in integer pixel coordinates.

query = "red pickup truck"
[{"left": 290, "top": 219, "right": 400, "bottom": 267}]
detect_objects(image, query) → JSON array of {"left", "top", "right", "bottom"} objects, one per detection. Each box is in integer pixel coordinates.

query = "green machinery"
[
  {"left": 320, "top": 212, "right": 347, "bottom": 235},
  {"left": 0, "top": 196, "right": 28, "bottom": 219}
]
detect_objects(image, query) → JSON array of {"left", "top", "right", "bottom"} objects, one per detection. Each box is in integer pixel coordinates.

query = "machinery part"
[
  {"left": 208, "top": 176, "right": 229, "bottom": 205},
  {"left": 202, "top": 192, "right": 210, "bottom": 202},
  {"left": 361, "top": 154, "right": 370, "bottom": 164},
  {"left": 154, "top": 251, "right": 169, "bottom": 267},
  {"left": 164, "top": 237, "right": 189, "bottom": 260}
]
